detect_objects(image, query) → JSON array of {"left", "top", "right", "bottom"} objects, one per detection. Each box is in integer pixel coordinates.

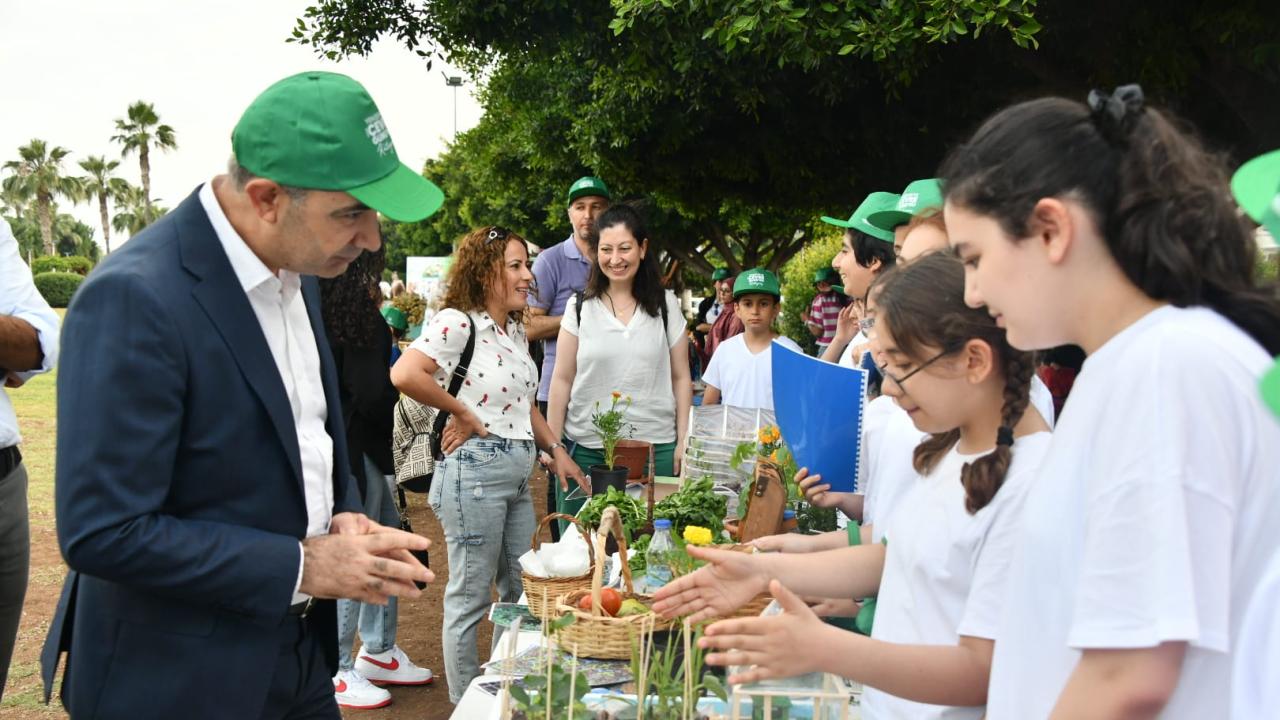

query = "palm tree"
[
  {"left": 111, "top": 184, "right": 167, "bottom": 239},
  {"left": 111, "top": 101, "right": 177, "bottom": 213},
  {"left": 79, "top": 156, "right": 131, "bottom": 254},
  {"left": 2, "top": 139, "right": 84, "bottom": 255},
  {"left": 0, "top": 184, "right": 28, "bottom": 220}
]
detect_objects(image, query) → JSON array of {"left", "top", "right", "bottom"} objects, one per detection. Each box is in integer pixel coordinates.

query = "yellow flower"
[
  {"left": 682, "top": 526, "right": 713, "bottom": 546},
  {"left": 757, "top": 427, "right": 771, "bottom": 444},
  {"left": 769, "top": 450, "right": 779, "bottom": 462}
]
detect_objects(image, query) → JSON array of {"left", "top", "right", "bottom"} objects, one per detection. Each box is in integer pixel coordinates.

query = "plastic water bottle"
[{"left": 644, "top": 519, "right": 674, "bottom": 591}]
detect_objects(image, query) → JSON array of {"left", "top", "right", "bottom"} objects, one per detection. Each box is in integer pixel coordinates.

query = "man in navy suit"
[{"left": 41, "top": 71, "right": 442, "bottom": 719}]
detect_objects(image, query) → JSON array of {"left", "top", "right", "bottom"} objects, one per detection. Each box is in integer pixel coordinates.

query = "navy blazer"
[{"left": 41, "top": 189, "right": 362, "bottom": 718}]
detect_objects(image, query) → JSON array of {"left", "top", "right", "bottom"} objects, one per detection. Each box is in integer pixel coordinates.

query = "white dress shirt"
[
  {"left": 199, "top": 182, "right": 333, "bottom": 603},
  {"left": 0, "top": 219, "right": 60, "bottom": 448}
]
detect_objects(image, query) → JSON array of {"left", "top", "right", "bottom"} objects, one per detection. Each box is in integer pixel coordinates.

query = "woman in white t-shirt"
[
  {"left": 547, "top": 205, "right": 692, "bottom": 519},
  {"left": 390, "top": 226, "right": 586, "bottom": 702},
  {"left": 652, "top": 253, "right": 1052, "bottom": 719},
  {"left": 940, "top": 87, "right": 1280, "bottom": 718}
]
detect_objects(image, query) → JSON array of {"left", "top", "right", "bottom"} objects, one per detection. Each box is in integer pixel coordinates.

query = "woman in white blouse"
[
  {"left": 547, "top": 204, "right": 693, "bottom": 522},
  {"left": 390, "top": 226, "right": 584, "bottom": 703}
]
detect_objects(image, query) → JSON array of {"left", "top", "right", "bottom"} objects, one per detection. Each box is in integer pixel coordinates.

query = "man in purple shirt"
[{"left": 528, "top": 176, "right": 610, "bottom": 537}]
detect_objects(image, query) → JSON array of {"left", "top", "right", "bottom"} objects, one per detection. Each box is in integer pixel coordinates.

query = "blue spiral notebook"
[{"left": 770, "top": 341, "right": 867, "bottom": 493}]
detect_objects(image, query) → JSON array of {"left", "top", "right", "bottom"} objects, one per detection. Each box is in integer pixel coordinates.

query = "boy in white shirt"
[{"left": 701, "top": 268, "right": 801, "bottom": 411}]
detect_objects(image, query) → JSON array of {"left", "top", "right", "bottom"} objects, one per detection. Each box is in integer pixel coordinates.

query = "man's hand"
[{"left": 299, "top": 525, "right": 434, "bottom": 605}]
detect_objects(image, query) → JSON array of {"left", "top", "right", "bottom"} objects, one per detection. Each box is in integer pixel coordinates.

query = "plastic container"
[{"left": 643, "top": 519, "right": 674, "bottom": 592}]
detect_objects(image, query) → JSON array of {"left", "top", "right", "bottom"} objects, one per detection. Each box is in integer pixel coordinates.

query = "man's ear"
[
  {"left": 964, "top": 338, "right": 997, "bottom": 385},
  {"left": 1028, "top": 198, "right": 1074, "bottom": 265},
  {"left": 243, "top": 179, "right": 286, "bottom": 224}
]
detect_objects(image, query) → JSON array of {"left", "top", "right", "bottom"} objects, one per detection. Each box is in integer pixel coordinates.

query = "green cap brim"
[
  {"left": 1261, "top": 359, "right": 1280, "bottom": 419},
  {"left": 865, "top": 209, "right": 912, "bottom": 232},
  {"left": 1232, "top": 150, "right": 1280, "bottom": 237},
  {"left": 348, "top": 162, "right": 445, "bottom": 223},
  {"left": 820, "top": 215, "right": 855, "bottom": 228}
]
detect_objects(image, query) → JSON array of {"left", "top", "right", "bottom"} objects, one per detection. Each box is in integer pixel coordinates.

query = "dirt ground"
[{"left": 0, "top": 468, "right": 554, "bottom": 720}]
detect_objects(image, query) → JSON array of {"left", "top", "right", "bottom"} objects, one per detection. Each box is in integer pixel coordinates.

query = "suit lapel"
[{"left": 176, "top": 192, "right": 304, "bottom": 485}]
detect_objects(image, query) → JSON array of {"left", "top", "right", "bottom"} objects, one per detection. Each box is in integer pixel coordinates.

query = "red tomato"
[{"left": 578, "top": 588, "right": 624, "bottom": 617}]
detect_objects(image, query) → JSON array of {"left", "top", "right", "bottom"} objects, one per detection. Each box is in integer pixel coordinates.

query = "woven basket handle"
[
  {"left": 528, "top": 512, "right": 596, "bottom": 568},
  {"left": 590, "top": 507, "right": 635, "bottom": 616}
]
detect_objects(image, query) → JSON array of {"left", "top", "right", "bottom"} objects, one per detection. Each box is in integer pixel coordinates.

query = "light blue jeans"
[
  {"left": 429, "top": 436, "right": 536, "bottom": 702},
  {"left": 336, "top": 455, "right": 399, "bottom": 670}
]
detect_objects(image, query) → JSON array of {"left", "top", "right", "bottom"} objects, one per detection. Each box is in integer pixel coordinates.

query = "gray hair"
[{"left": 227, "top": 156, "right": 309, "bottom": 202}]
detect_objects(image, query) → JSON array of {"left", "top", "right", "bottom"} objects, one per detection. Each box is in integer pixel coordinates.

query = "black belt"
[
  {"left": 287, "top": 598, "right": 315, "bottom": 617},
  {"left": 0, "top": 446, "right": 21, "bottom": 477}
]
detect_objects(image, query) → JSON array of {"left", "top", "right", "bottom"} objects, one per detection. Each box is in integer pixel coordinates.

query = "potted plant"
[{"left": 589, "top": 392, "right": 635, "bottom": 495}]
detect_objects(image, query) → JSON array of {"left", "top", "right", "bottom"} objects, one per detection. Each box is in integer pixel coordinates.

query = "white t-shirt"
[
  {"left": 862, "top": 376, "right": 1055, "bottom": 542},
  {"left": 409, "top": 308, "right": 539, "bottom": 440},
  {"left": 701, "top": 335, "right": 802, "bottom": 411},
  {"left": 987, "top": 306, "right": 1280, "bottom": 719},
  {"left": 864, "top": 433, "right": 1052, "bottom": 720},
  {"left": 562, "top": 291, "right": 685, "bottom": 446},
  {"left": 1233, "top": 551, "right": 1280, "bottom": 718}
]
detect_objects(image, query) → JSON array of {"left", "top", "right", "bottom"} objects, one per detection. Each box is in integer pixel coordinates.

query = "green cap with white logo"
[
  {"left": 867, "top": 178, "right": 944, "bottom": 232},
  {"left": 1231, "top": 149, "right": 1280, "bottom": 238},
  {"left": 733, "top": 267, "right": 781, "bottom": 299},
  {"left": 821, "top": 192, "right": 897, "bottom": 243},
  {"left": 567, "top": 176, "right": 611, "bottom": 204},
  {"left": 232, "top": 71, "right": 444, "bottom": 223},
  {"left": 711, "top": 267, "right": 731, "bottom": 282}
]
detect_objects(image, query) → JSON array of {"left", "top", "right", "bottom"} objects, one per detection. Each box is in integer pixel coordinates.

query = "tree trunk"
[
  {"left": 140, "top": 147, "right": 152, "bottom": 213},
  {"left": 98, "top": 192, "right": 112, "bottom": 254},
  {"left": 37, "top": 193, "right": 54, "bottom": 256}
]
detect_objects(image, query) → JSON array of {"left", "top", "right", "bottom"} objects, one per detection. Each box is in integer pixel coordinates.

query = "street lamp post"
[{"left": 442, "top": 73, "right": 463, "bottom": 139}]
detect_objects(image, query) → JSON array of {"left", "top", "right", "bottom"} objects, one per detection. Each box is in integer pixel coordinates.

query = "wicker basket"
[
  {"left": 553, "top": 506, "right": 676, "bottom": 659},
  {"left": 521, "top": 513, "right": 596, "bottom": 621}
]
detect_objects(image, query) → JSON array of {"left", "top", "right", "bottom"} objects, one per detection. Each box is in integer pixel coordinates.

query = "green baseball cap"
[
  {"left": 711, "top": 267, "right": 731, "bottom": 282},
  {"left": 567, "top": 176, "right": 611, "bottom": 204},
  {"left": 232, "top": 71, "right": 444, "bottom": 223},
  {"left": 381, "top": 305, "right": 408, "bottom": 332},
  {"left": 1262, "top": 358, "right": 1280, "bottom": 419},
  {"left": 1231, "top": 150, "right": 1280, "bottom": 238},
  {"left": 813, "top": 267, "right": 839, "bottom": 285},
  {"left": 733, "top": 267, "right": 781, "bottom": 299},
  {"left": 821, "top": 192, "right": 897, "bottom": 243},
  {"left": 867, "top": 178, "right": 944, "bottom": 232}
]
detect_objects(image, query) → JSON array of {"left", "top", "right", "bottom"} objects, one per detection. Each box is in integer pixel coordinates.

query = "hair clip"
[
  {"left": 486, "top": 226, "right": 511, "bottom": 244},
  {"left": 1086, "top": 84, "right": 1145, "bottom": 143}
]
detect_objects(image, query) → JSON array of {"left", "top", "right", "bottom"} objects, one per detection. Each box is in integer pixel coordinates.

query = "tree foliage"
[
  {"left": 113, "top": 100, "right": 177, "bottom": 213},
  {"left": 293, "top": 0, "right": 1280, "bottom": 278},
  {"left": 3, "top": 139, "right": 84, "bottom": 255}
]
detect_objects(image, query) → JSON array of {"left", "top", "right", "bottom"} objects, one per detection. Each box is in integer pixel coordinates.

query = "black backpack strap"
[{"left": 431, "top": 314, "right": 478, "bottom": 450}]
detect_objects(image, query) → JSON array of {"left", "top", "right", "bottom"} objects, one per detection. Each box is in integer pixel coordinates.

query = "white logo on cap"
[
  {"left": 364, "top": 113, "right": 393, "bottom": 156},
  {"left": 748, "top": 272, "right": 766, "bottom": 286},
  {"left": 899, "top": 192, "right": 919, "bottom": 210}
]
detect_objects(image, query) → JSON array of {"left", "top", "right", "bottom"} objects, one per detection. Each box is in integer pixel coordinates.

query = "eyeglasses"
[
  {"left": 486, "top": 226, "right": 511, "bottom": 244},
  {"left": 858, "top": 316, "right": 876, "bottom": 333},
  {"left": 876, "top": 347, "right": 953, "bottom": 389}
]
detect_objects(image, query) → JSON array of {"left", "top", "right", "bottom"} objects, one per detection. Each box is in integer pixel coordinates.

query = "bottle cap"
[
  {"left": 654, "top": 519, "right": 672, "bottom": 529},
  {"left": 783, "top": 510, "right": 796, "bottom": 520}
]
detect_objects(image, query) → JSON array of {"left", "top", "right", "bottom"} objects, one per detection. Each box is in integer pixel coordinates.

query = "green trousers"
[{"left": 554, "top": 441, "right": 676, "bottom": 536}]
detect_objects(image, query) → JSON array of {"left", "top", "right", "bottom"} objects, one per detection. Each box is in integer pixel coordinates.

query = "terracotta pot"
[{"left": 613, "top": 440, "right": 654, "bottom": 481}]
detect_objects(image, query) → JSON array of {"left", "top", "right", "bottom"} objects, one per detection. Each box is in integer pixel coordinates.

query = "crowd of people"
[{"left": 4, "top": 66, "right": 1276, "bottom": 720}]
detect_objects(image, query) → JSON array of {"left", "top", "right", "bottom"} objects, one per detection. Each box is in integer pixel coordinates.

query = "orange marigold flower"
[{"left": 612, "top": 391, "right": 622, "bottom": 399}]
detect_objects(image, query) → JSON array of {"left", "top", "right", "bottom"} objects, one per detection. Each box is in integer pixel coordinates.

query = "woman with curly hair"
[
  {"left": 390, "top": 226, "right": 586, "bottom": 702},
  {"left": 320, "top": 245, "right": 434, "bottom": 708}
]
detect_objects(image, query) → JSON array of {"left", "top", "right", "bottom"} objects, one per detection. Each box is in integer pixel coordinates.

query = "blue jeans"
[
  {"left": 336, "top": 456, "right": 399, "bottom": 670},
  {"left": 429, "top": 436, "right": 536, "bottom": 702}
]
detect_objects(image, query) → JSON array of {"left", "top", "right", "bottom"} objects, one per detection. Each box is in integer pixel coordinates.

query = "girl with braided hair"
[
  {"left": 650, "top": 252, "right": 1051, "bottom": 719},
  {"left": 942, "top": 87, "right": 1280, "bottom": 718}
]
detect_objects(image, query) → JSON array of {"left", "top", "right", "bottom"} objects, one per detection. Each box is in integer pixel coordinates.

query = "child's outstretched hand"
[{"left": 699, "top": 580, "right": 830, "bottom": 684}]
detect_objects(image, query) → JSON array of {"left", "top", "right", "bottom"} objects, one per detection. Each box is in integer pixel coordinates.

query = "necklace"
[{"left": 603, "top": 291, "right": 636, "bottom": 320}]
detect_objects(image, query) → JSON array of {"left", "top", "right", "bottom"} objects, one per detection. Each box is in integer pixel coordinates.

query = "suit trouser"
[
  {"left": 260, "top": 615, "right": 343, "bottom": 720},
  {"left": 0, "top": 461, "right": 28, "bottom": 703}
]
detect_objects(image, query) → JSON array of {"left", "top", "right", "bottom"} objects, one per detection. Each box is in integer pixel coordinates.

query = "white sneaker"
[
  {"left": 333, "top": 668, "right": 392, "bottom": 710},
  {"left": 355, "top": 645, "right": 434, "bottom": 686}
]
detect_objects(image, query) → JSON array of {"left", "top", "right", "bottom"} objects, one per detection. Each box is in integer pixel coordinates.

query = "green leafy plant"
[
  {"left": 653, "top": 477, "right": 726, "bottom": 536},
  {"left": 590, "top": 392, "right": 634, "bottom": 470},
  {"left": 629, "top": 625, "right": 728, "bottom": 720},
  {"left": 577, "top": 485, "right": 646, "bottom": 538},
  {"left": 390, "top": 290, "right": 426, "bottom": 326},
  {"left": 510, "top": 614, "right": 590, "bottom": 719},
  {"left": 32, "top": 271, "right": 83, "bottom": 308}
]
